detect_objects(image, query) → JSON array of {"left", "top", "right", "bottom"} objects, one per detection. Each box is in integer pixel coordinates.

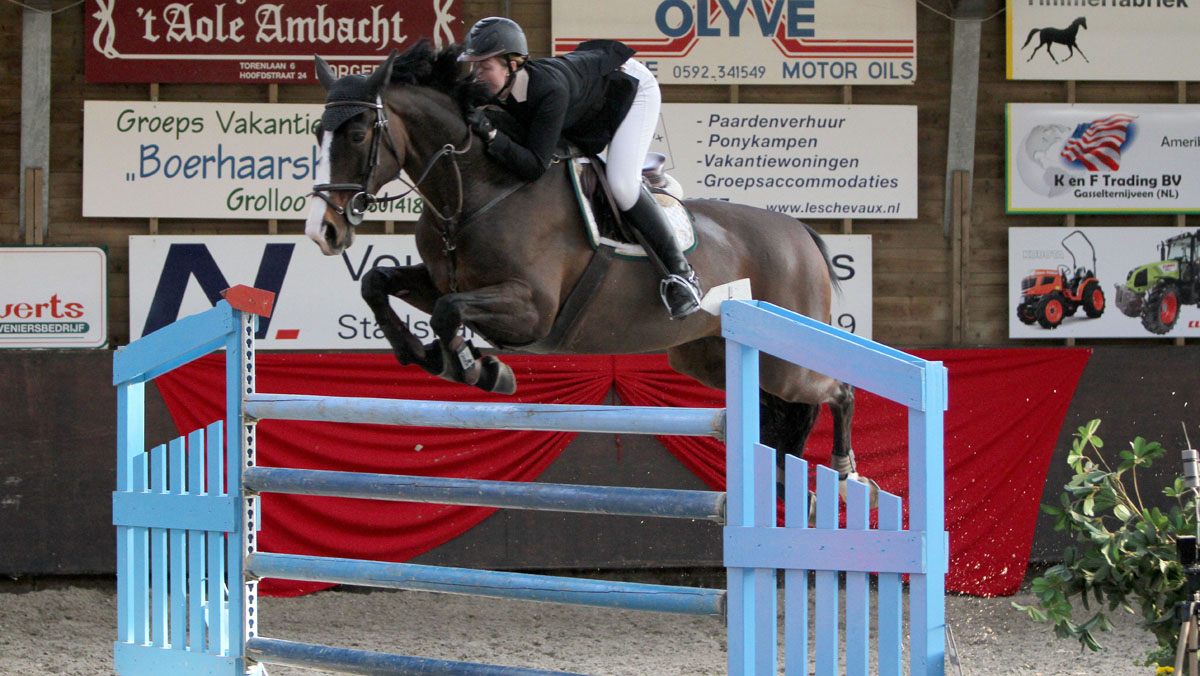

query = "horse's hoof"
[
  {"left": 839, "top": 473, "right": 880, "bottom": 510},
  {"left": 477, "top": 356, "right": 517, "bottom": 395},
  {"left": 472, "top": 355, "right": 516, "bottom": 396}
]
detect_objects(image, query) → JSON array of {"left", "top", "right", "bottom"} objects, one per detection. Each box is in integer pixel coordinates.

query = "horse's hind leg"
[
  {"left": 361, "top": 264, "right": 446, "bottom": 376},
  {"left": 760, "top": 391, "right": 818, "bottom": 503}
]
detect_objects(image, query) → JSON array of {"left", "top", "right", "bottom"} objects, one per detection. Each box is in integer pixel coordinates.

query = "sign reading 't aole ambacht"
[{"left": 85, "top": 0, "right": 461, "bottom": 84}]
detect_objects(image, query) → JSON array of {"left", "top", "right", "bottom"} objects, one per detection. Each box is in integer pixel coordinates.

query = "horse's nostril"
[{"left": 322, "top": 221, "right": 337, "bottom": 247}]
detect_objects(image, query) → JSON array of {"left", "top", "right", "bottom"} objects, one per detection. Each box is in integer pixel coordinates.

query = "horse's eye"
[{"left": 351, "top": 131, "right": 367, "bottom": 144}]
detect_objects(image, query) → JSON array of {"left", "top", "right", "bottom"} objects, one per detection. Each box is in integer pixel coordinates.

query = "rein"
[{"left": 311, "top": 90, "right": 532, "bottom": 292}]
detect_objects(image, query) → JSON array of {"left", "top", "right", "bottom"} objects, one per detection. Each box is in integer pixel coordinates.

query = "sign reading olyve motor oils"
[
  {"left": 0, "top": 248, "right": 108, "bottom": 349},
  {"left": 1007, "top": 0, "right": 1200, "bottom": 81},
  {"left": 85, "top": 0, "right": 460, "bottom": 83},
  {"left": 1011, "top": 227, "right": 1200, "bottom": 339},
  {"left": 552, "top": 0, "right": 916, "bottom": 85},
  {"left": 129, "top": 234, "right": 873, "bottom": 350},
  {"left": 1008, "top": 103, "right": 1200, "bottom": 213}
]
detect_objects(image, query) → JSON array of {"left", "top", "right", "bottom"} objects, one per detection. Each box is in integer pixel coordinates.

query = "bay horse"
[
  {"left": 305, "top": 41, "right": 869, "bottom": 497},
  {"left": 1022, "top": 17, "right": 1089, "bottom": 64}
]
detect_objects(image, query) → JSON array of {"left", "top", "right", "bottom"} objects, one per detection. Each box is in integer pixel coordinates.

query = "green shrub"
[{"left": 1013, "top": 419, "right": 1193, "bottom": 666}]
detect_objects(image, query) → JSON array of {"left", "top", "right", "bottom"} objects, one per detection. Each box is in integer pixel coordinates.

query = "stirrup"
[{"left": 659, "top": 272, "right": 702, "bottom": 320}]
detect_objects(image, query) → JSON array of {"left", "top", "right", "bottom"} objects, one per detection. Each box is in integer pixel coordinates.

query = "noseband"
[{"left": 310, "top": 93, "right": 472, "bottom": 226}]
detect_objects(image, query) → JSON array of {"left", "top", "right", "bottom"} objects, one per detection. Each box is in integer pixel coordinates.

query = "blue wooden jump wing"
[{"left": 113, "top": 298, "right": 947, "bottom": 676}]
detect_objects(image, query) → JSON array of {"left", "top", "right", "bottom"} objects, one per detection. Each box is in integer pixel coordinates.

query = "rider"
[{"left": 458, "top": 17, "right": 702, "bottom": 320}]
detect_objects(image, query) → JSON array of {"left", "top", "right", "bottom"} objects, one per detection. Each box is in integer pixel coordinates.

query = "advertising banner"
[
  {"left": 1010, "top": 227, "right": 1200, "bottom": 339},
  {"left": 1007, "top": 0, "right": 1200, "bottom": 81},
  {"left": 83, "top": 101, "right": 423, "bottom": 221},
  {"left": 552, "top": 0, "right": 915, "bottom": 85},
  {"left": 85, "top": 0, "right": 459, "bottom": 83},
  {"left": 653, "top": 103, "right": 916, "bottom": 218},
  {"left": 1008, "top": 104, "right": 1200, "bottom": 214},
  {"left": 0, "top": 248, "right": 108, "bottom": 349},
  {"left": 129, "top": 234, "right": 872, "bottom": 350},
  {"left": 86, "top": 101, "right": 915, "bottom": 221}
]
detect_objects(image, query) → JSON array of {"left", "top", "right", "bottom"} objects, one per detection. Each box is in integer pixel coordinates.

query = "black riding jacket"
[{"left": 484, "top": 40, "right": 638, "bottom": 181}]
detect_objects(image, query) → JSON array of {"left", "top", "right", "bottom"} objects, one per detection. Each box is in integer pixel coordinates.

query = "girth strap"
[{"left": 535, "top": 244, "right": 616, "bottom": 352}]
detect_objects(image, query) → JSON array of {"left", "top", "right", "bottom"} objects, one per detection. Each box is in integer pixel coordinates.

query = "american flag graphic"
[{"left": 1060, "top": 114, "right": 1137, "bottom": 171}]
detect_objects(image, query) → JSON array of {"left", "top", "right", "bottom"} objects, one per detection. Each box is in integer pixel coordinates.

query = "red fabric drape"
[{"left": 156, "top": 348, "right": 1089, "bottom": 598}]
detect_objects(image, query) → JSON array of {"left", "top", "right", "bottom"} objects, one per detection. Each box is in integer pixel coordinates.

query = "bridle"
[
  {"left": 309, "top": 89, "right": 532, "bottom": 292},
  {"left": 309, "top": 93, "right": 474, "bottom": 228}
]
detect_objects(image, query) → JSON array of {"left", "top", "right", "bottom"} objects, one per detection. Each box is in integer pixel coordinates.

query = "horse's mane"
[{"left": 391, "top": 39, "right": 492, "bottom": 112}]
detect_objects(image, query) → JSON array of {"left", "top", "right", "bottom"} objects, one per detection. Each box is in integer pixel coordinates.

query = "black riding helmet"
[{"left": 458, "top": 17, "right": 528, "bottom": 62}]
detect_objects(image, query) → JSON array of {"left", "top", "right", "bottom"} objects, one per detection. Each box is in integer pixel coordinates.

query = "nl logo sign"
[{"left": 552, "top": 0, "right": 915, "bottom": 85}]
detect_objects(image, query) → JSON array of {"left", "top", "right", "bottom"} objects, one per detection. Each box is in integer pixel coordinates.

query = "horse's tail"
[
  {"left": 1021, "top": 28, "right": 1040, "bottom": 49},
  {"left": 800, "top": 221, "right": 842, "bottom": 296}
]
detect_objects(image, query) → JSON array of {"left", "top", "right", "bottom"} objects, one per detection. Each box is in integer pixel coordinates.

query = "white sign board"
[
  {"left": 0, "top": 247, "right": 108, "bottom": 348},
  {"left": 1010, "top": 227, "right": 1200, "bottom": 339},
  {"left": 129, "top": 234, "right": 872, "bottom": 350},
  {"left": 553, "top": 0, "right": 916, "bottom": 85},
  {"left": 1008, "top": 104, "right": 1200, "bottom": 214},
  {"left": 1007, "top": 0, "right": 1200, "bottom": 81},
  {"left": 83, "top": 101, "right": 423, "bottom": 220},
  {"left": 654, "top": 104, "right": 917, "bottom": 219}
]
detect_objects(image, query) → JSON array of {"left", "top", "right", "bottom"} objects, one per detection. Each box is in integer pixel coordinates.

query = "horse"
[
  {"left": 1022, "top": 17, "right": 1089, "bottom": 64},
  {"left": 305, "top": 40, "right": 870, "bottom": 498}
]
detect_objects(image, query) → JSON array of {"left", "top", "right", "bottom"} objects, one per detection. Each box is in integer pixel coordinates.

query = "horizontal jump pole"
[
  {"left": 243, "top": 394, "right": 726, "bottom": 439},
  {"left": 246, "top": 636, "right": 591, "bottom": 676},
  {"left": 247, "top": 552, "right": 726, "bottom": 617},
  {"left": 244, "top": 466, "right": 726, "bottom": 522}
]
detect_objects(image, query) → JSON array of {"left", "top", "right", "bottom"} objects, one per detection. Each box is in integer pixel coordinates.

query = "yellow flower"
[{"left": 1157, "top": 667, "right": 1174, "bottom": 675}]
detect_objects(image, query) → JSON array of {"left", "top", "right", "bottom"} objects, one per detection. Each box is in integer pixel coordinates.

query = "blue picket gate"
[{"left": 113, "top": 296, "right": 947, "bottom": 676}]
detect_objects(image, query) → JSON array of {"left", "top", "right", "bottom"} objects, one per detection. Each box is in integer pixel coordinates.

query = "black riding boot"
[{"left": 622, "top": 187, "right": 702, "bottom": 319}]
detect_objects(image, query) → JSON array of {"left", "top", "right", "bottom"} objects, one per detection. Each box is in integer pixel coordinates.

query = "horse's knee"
[
  {"left": 361, "top": 267, "right": 393, "bottom": 304},
  {"left": 430, "top": 295, "right": 462, "bottom": 336}
]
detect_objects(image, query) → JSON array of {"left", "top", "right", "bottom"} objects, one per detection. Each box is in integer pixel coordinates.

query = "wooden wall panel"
[{"left": 5, "top": 3, "right": 1192, "bottom": 349}]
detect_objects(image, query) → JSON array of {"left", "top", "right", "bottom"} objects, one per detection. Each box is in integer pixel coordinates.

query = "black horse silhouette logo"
[{"left": 1022, "top": 17, "right": 1089, "bottom": 64}]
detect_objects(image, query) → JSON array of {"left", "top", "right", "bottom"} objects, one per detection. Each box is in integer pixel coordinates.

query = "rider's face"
[{"left": 472, "top": 57, "right": 511, "bottom": 96}]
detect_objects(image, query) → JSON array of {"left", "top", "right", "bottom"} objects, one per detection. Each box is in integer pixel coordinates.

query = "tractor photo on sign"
[
  {"left": 1016, "top": 229, "right": 1105, "bottom": 330},
  {"left": 1114, "top": 229, "right": 1200, "bottom": 335}
]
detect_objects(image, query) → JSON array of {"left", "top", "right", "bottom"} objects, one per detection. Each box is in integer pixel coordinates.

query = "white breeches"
[{"left": 605, "top": 58, "right": 660, "bottom": 211}]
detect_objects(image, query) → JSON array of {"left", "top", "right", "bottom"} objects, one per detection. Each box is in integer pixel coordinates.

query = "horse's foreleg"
[
  {"left": 1072, "top": 44, "right": 1089, "bottom": 62},
  {"left": 428, "top": 280, "right": 543, "bottom": 395},
  {"left": 361, "top": 264, "right": 445, "bottom": 376},
  {"left": 827, "top": 381, "right": 878, "bottom": 508}
]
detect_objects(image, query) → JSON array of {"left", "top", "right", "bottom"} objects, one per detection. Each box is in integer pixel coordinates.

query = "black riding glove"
[{"left": 467, "top": 108, "right": 497, "bottom": 143}]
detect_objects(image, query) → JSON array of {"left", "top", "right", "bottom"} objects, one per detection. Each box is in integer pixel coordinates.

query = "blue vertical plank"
[
  {"left": 188, "top": 427, "right": 208, "bottom": 653},
  {"left": 751, "top": 444, "right": 779, "bottom": 676},
  {"left": 844, "top": 479, "right": 870, "bottom": 676},
  {"left": 132, "top": 451, "right": 149, "bottom": 647},
  {"left": 909, "top": 362, "right": 948, "bottom": 676},
  {"left": 149, "top": 444, "right": 169, "bottom": 646},
  {"left": 784, "top": 455, "right": 809, "bottom": 676},
  {"left": 877, "top": 492, "right": 903, "bottom": 676},
  {"left": 206, "top": 422, "right": 226, "bottom": 655},
  {"left": 169, "top": 436, "right": 188, "bottom": 650},
  {"left": 115, "top": 381, "right": 144, "bottom": 645},
  {"left": 814, "top": 466, "right": 839, "bottom": 676},
  {"left": 723, "top": 332, "right": 760, "bottom": 676}
]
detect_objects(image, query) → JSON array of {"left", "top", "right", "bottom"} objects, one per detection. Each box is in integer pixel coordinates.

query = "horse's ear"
[
  {"left": 366, "top": 48, "right": 399, "bottom": 93},
  {"left": 314, "top": 54, "right": 336, "bottom": 90}
]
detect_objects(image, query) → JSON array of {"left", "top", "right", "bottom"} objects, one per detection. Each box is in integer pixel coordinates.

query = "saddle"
[{"left": 566, "top": 148, "right": 697, "bottom": 260}]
